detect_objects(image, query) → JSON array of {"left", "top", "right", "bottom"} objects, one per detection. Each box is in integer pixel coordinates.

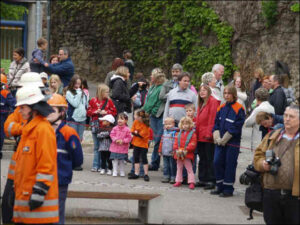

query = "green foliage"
[
  {"left": 291, "top": 3, "right": 300, "bottom": 12},
  {"left": 261, "top": 1, "right": 278, "bottom": 28},
  {"left": 0, "top": 59, "right": 11, "bottom": 74},
  {"left": 0, "top": 2, "right": 27, "bottom": 20},
  {"left": 57, "top": 1, "right": 235, "bottom": 86}
]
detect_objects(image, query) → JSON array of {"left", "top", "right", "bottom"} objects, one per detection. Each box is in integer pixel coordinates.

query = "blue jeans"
[
  {"left": 150, "top": 115, "right": 163, "bottom": 169},
  {"left": 58, "top": 185, "right": 68, "bottom": 224},
  {"left": 163, "top": 156, "right": 177, "bottom": 179},
  {"left": 130, "top": 156, "right": 144, "bottom": 176},
  {"left": 92, "top": 133, "right": 101, "bottom": 169},
  {"left": 68, "top": 120, "right": 86, "bottom": 141}
]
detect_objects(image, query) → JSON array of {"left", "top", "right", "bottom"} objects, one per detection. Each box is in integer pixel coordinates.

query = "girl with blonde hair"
[
  {"left": 87, "top": 83, "right": 117, "bottom": 172},
  {"left": 49, "top": 74, "right": 64, "bottom": 95}
]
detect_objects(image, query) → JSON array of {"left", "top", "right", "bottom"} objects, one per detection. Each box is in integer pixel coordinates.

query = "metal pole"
[
  {"left": 46, "top": 0, "right": 51, "bottom": 60},
  {"left": 35, "top": 0, "right": 41, "bottom": 45}
]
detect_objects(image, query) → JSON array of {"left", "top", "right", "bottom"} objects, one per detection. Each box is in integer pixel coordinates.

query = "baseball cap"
[
  {"left": 99, "top": 114, "right": 115, "bottom": 124},
  {"left": 40, "top": 72, "right": 48, "bottom": 80}
]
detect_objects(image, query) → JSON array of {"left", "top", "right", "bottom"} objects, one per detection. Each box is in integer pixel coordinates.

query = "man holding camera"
[{"left": 254, "top": 105, "right": 299, "bottom": 224}]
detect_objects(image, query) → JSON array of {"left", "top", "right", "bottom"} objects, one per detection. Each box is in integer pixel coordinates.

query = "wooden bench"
[{"left": 67, "top": 191, "right": 163, "bottom": 224}]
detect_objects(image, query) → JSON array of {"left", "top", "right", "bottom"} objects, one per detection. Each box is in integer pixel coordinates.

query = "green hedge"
[
  {"left": 57, "top": 1, "right": 236, "bottom": 87},
  {"left": 0, "top": 59, "right": 11, "bottom": 74}
]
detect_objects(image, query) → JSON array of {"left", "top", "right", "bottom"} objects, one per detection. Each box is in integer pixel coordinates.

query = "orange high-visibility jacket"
[
  {"left": 13, "top": 115, "right": 59, "bottom": 224},
  {"left": 4, "top": 106, "right": 27, "bottom": 181}
]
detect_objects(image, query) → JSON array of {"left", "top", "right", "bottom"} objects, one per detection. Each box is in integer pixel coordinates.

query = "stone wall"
[
  {"left": 207, "top": 1, "right": 299, "bottom": 100},
  {"left": 49, "top": 1, "right": 299, "bottom": 100}
]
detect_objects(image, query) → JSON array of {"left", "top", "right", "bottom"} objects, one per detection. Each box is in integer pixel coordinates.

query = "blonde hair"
[
  {"left": 115, "top": 66, "right": 129, "bottom": 79},
  {"left": 49, "top": 74, "right": 62, "bottom": 94},
  {"left": 164, "top": 117, "right": 175, "bottom": 125},
  {"left": 254, "top": 68, "right": 264, "bottom": 81},
  {"left": 96, "top": 83, "right": 110, "bottom": 101},
  {"left": 151, "top": 68, "right": 166, "bottom": 85},
  {"left": 178, "top": 117, "right": 194, "bottom": 130}
]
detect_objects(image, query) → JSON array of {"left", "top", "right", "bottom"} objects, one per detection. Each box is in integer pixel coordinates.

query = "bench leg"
[{"left": 138, "top": 196, "right": 163, "bottom": 224}]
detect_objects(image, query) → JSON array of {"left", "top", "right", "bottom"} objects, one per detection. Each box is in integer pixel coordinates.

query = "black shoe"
[
  {"left": 73, "top": 166, "right": 83, "bottom": 171},
  {"left": 144, "top": 175, "right": 150, "bottom": 182},
  {"left": 204, "top": 183, "right": 215, "bottom": 190},
  {"left": 148, "top": 165, "right": 158, "bottom": 171},
  {"left": 195, "top": 181, "right": 207, "bottom": 187},
  {"left": 128, "top": 174, "right": 139, "bottom": 179},
  {"left": 210, "top": 189, "right": 222, "bottom": 195},
  {"left": 219, "top": 192, "right": 233, "bottom": 197},
  {"left": 127, "top": 172, "right": 134, "bottom": 177}
]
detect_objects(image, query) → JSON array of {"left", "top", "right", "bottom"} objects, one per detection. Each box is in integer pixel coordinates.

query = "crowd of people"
[{"left": 0, "top": 37, "right": 299, "bottom": 225}]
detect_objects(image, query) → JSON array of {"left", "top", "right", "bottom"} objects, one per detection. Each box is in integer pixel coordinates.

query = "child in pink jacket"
[{"left": 109, "top": 113, "right": 132, "bottom": 177}]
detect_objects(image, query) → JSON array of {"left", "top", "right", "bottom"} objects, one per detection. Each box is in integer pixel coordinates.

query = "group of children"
[{"left": 94, "top": 103, "right": 198, "bottom": 189}]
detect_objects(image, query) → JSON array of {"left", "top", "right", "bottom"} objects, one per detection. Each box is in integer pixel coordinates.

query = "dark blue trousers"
[{"left": 213, "top": 144, "right": 240, "bottom": 194}]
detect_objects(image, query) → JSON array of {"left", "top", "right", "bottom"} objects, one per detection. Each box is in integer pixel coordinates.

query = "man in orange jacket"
[
  {"left": 12, "top": 85, "right": 59, "bottom": 224},
  {"left": 2, "top": 72, "right": 46, "bottom": 224}
]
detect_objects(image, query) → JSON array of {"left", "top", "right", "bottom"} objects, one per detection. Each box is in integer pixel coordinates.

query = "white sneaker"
[
  {"left": 106, "top": 170, "right": 112, "bottom": 175},
  {"left": 120, "top": 171, "right": 125, "bottom": 177},
  {"left": 91, "top": 167, "right": 98, "bottom": 172},
  {"left": 100, "top": 169, "right": 105, "bottom": 175},
  {"left": 112, "top": 171, "right": 118, "bottom": 177}
]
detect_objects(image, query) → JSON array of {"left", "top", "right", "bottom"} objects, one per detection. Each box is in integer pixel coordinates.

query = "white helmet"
[
  {"left": 15, "top": 86, "right": 45, "bottom": 106},
  {"left": 17, "top": 72, "right": 45, "bottom": 87}
]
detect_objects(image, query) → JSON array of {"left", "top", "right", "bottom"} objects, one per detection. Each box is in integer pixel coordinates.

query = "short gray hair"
[
  {"left": 171, "top": 63, "right": 183, "bottom": 71},
  {"left": 59, "top": 47, "right": 70, "bottom": 57},
  {"left": 212, "top": 64, "right": 224, "bottom": 73},
  {"left": 255, "top": 88, "right": 269, "bottom": 102},
  {"left": 286, "top": 104, "right": 299, "bottom": 113},
  {"left": 202, "top": 72, "right": 215, "bottom": 85}
]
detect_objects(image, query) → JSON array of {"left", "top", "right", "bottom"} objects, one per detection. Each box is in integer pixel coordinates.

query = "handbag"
[{"left": 90, "top": 99, "right": 108, "bottom": 134}]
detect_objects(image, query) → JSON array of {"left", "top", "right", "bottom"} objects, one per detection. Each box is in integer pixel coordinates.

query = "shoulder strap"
[
  {"left": 184, "top": 130, "right": 194, "bottom": 149},
  {"left": 177, "top": 131, "right": 182, "bottom": 148},
  {"left": 101, "top": 99, "right": 108, "bottom": 110}
]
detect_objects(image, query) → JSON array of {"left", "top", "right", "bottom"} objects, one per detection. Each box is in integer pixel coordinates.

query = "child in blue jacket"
[
  {"left": 47, "top": 94, "right": 83, "bottom": 224},
  {"left": 212, "top": 86, "right": 245, "bottom": 197}
]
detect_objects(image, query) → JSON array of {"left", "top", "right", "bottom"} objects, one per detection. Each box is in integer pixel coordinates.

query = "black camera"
[
  {"left": 240, "top": 164, "right": 261, "bottom": 185},
  {"left": 265, "top": 149, "right": 281, "bottom": 175}
]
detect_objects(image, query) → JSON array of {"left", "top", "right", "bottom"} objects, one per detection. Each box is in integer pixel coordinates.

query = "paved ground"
[{"left": 0, "top": 127, "right": 264, "bottom": 224}]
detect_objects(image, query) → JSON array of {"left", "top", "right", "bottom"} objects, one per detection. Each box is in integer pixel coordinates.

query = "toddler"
[
  {"left": 30, "top": 37, "right": 49, "bottom": 73},
  {"left": 173, "top": 117, "right": 197, "bottom": 189},
  {"left": 98, "top": 115, "right": 115, "bottom": 175},
  {"left": 128, "top": 109, "right": 151, "bottom": 182},
  {"left": 158, "top": 117, "right": 178, "bottom": 184},
  {"left": 109, "top": 113, "right": 132, "bottom": 177}
]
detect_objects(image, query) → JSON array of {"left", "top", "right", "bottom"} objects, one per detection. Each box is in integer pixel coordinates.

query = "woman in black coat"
[{"left": 109, "top": 66, "right": 139, "bottom": 114}]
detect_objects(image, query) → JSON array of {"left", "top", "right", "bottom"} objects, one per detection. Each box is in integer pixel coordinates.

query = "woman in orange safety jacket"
[{"left": 13, "top": 85, "right": 59, "bottom": 224}]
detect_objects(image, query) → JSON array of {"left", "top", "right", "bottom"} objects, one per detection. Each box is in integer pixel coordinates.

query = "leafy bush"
[
  {"left": 57, "top": 1, "right": 235, "bottom": 87},
  {"left": 0, "top": 2, "right": 27, "bottom": 20},
  {"left": 0, "top": 59, "right": 11, "bottom": 74},
  {"left": 291, "top": 3, "right": 300, "bottom": 13},
  {"left": 261, "top": 1, "right": 278, "bottom": 28}
]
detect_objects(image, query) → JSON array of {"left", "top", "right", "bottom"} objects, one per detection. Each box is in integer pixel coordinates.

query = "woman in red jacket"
[
  {"left": 195, "top": 84, "right": 220, "bottom": 190},
  {"left": 87, "top": 83, "right": 117, "bottom": 172}
]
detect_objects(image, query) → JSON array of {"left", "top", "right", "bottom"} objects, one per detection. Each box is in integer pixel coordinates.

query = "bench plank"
[{"left": 67, "top": 191, "right": 160, "bottom": 201}]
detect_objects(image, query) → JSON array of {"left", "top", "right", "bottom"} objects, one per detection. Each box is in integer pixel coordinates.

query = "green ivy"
[
  {"left": 291, "top": 3, "right": 300, "bottom": 13},
  {"left": 57, "top": 1, "right": 235, "bottom": 87},
  {"left": 0, "top": 2, "right": 27, "bottom": 20},
  {"left": 261, "top": 1, "right": 278, "bottom": 28}
]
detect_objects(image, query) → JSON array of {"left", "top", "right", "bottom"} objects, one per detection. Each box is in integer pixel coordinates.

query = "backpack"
[{"left": 244, "top": 129, "right": 277, "bottom": 220}]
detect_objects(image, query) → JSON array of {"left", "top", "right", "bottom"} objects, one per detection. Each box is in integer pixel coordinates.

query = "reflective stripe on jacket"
[
  {"left": 13, "top": 115, "right": 59, "bottom": 224},
  {"left": 4, "top": 107, "right": 27, "bottom": 181}
]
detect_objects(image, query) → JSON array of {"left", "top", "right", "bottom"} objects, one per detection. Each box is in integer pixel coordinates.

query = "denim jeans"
[
  {"left": 92, "top": 132, "right": 101, "bottom": 169},
  {"left": 163, "top": 156, "right": 176, "bottom": 179},
  {"left": 58, "top": 185, "right": 68, "bottom": 224},
  {"left": 149, "top": 115, "right": 163, "bottom": 169},
  {"left": 68, "top": 120, "right": 86, "bottom": 141}
]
